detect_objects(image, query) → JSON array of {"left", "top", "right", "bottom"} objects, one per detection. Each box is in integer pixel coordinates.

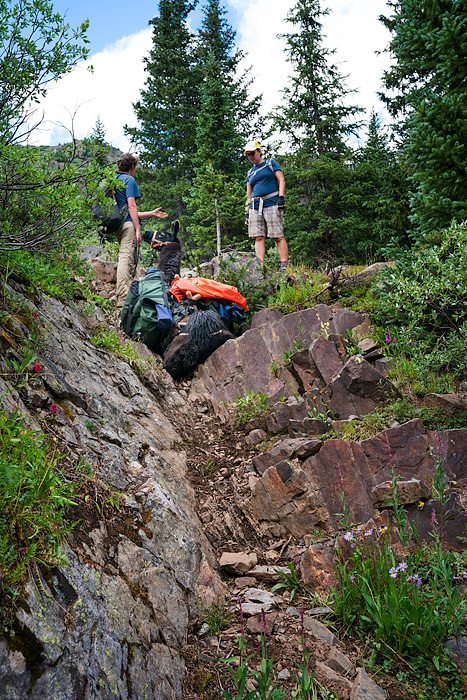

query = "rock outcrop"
[
  {"left": 2, "top": 265, "right": 466, "bottom": 699},
  {"left": 0, "top": 281, "right": 224, "bottom": 700}
]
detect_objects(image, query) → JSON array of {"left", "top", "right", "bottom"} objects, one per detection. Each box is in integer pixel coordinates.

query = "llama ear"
[
  {"left": 186, "top": 290, "right": 193, "bottom": 299},
  {"left": 192, "top": 293, "right": 201, "bottom": 301},
  {"left": 172, "top": 220, "right": 180, "bottom": 236},
  {"left": 173, "top": 274, "right": 180, "bottom": 279}
]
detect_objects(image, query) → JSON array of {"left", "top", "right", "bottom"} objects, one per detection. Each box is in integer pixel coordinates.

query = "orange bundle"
[{"left": 169, "top": 277, "right": 248, "bottom": 310}]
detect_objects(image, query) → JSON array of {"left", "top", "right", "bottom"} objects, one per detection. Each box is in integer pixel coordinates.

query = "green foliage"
[
  {"left": 339, "top": 399, "right": 467, "bottom": 441},
  {"left": 222, "top": 633, "right": 257, "bottom": 700},
  {"left": 0, "top": 0, "right": 89, "bottom": 143},
  {"left": 345, "top": 112, "right": 410, "bottom": 259},
  {"left": 0, "top": 1, "right": 108, "bottom": 259},
  {"left": 269, "top": 272, "right": 323, "bottom": 313},
  {"left": 0, "top": 410, "right": 75, "bottom": 592},
  {"left": 202, "top": 601, "right": 232, "bottom": 636},
  {"left": 186, "top": 162, "right": 245, "bottom": 256},
  {"left": 274, "top": 0, "right": 364, "bottom": 261},
  {"left": 91, "top": 329, "right": 149, "bottom": 371},
  {"left": 234, "top": 390, "right": 269, "bottom": 427},
  {"left": 251, "top": 632, "right": 286, "bottom": 700},
  {"left": 126, "top": 0, "right": 202, "bottom": 219},
  {"left": 222, "top": 609, "right": 335, "bottom": 700},
  {"left": 195, "top": 458, "right": 218, "bottom": 477},
  {"left": 371, "top": 220, "right": 467, "bottom": 378},
  {"left": 334, "top": 465, "right": 467, "bottom": 668},
  {"left": 4, "top": 247, "right": 91, "bottom": 301},
  {"left": 271, "top": 562, "right": 303, "bottom": 603},
  {"left": 380, "top": 0, "right": 467, "bottom": 240},
  {"left": 395, "top": 662, "right": 466, "bottom": 700},
  {"left": 0, "top": 143, "right": 105, "bottom": 255},
  {"left": 185, "top": 0, "right": 261, "bottom": 254}
]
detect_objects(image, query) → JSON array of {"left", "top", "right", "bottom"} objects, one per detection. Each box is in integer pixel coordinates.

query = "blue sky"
[{"left": 31, "top": 0, "right": 391, "bottom": 151}]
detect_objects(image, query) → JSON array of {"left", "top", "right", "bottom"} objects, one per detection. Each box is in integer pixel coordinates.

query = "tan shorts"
[{"left": 248, "top": 205, "right": 284, "bottom": 238}]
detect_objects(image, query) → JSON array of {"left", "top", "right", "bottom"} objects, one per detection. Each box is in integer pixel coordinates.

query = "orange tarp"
[{"left": 169, "top": 277, "right": 248, "bottom": 310}]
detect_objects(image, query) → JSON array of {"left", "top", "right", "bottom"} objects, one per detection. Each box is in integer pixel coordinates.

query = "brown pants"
[{"left": 115, "top": 222, "right": 140, "bottom": 307}]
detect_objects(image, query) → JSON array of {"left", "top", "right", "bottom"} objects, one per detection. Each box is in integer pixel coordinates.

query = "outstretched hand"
[{"left": 152, "top": 207, "right": 168, "bottom": 219}]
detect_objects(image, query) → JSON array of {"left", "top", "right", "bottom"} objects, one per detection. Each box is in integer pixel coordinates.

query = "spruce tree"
[
  {"left": 347, "top": 112, "right": 410, "bottom": 260},
  {"left": 197, "top": 0, "right": 262, "bottom": 147},
  {"left": 274, "top": 0, "right": 363, "bottom": 261},
  {"left": 186, "top": 0, "right": 259, "bottom": 255},
  {"left": 126, "top": 0, "right": 202, "bottom": 219},
  {"left": 86, "top": 116, "right": 109, "bottom": 167},
  {"left": 380, "top": 0, "right": 467, "bottom": 241}
]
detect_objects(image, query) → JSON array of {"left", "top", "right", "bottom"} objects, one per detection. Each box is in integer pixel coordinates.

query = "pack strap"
[
  {"left": 251, "top": 191, "right": 279, "bottom": 215},
  {"left": 111, "top": 188, "right": 128, "bottom": 220}
]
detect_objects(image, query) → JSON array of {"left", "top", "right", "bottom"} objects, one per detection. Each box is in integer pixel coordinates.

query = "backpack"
[
  {"left": 247, "top": 158, "right": 275, "bottom": 179},
  {"left": 199, "top": 298, "right": 247, "bottom": 332},
  {"left": 120, "top": 269, "right": 180, "bottom": 353},
  {"left": 92, "top": 189, "right": 128, "bottom": 235}
]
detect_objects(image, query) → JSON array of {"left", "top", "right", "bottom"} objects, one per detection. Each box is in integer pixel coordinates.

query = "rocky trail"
[{"left": 1, "top": 251, "right": 467, "bottom": 699}]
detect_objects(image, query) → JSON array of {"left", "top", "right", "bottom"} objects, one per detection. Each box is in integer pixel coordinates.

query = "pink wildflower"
[
  {"left": 32, "top": 311, "right": 38, "bottom": 317},
  {"left": 50, "top": 404, "right": 58, "bottom": 415},
  {"left": 34, "top": 362, "right": 43, "bottom": 372}
]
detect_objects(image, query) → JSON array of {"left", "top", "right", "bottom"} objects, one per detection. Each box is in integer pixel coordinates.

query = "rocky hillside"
[{"left": 0, "top": 253, "right": 466, "bottom": 699}]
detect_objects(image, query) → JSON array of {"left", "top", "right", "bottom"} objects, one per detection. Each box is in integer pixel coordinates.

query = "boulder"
[
  {"left": 219, "top": 552, "right": 258, "bottom": 575},
  {"left": 309, "top": 335, "right": 343, "bottom": 385},
  {"left": 371, "top": 478, "right": 431, "bottom": 508},
  {"left": 90, "top": 258, "right": 117, "bottom": 284},
  {"left": 300, "top": 544, "right": 338, "bottom": 596},
  {"left": 191, "top": 305, "right": 363, "bottom": 406},
  {"left": 252, "top": 437, "right": 322, "bottom": 474}
]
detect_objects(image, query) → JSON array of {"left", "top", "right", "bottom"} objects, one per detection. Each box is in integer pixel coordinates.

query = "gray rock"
[
  {"left": 315, "top": 661, "right": 352, "bottom": 690},
  {"left": 444, "top": 636, "right": 467, "bottom": 670},
  {"left": 0, "top": 289, "right": 224, "bottom": 700},
  {"left": 327, "top": 647, "right": 353, "bottom": 675},
  {"left": 350, "top": 668, "right": 387, "bottom": 699},
  {"left": 277, "top": 668, "right": 291, "bottom": 680},
  {"left": 303, "top": 617, "right": 337, "bottom": 646}
]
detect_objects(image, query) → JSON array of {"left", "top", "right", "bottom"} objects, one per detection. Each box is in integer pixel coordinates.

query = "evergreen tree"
[
  {"left": 197, "top": 0, "right": 263, "bottom": 150},
  {"left": 380, "top": 0, "right": 467, "bottom": 241},
  {"left": 346, "top": 112, "right": 410, "bottom": 260},
  {"left": 126, "top": 0, "right": 202, "bottom": 219},
  {"left": 85, "top": 116, "right": 109, "bottom": 167},
  {"left": 274, "top": 0, "right": 363, "bottom": 261},
  {"left": 186, "top": 0, "right": 259, "bottom": 255}
]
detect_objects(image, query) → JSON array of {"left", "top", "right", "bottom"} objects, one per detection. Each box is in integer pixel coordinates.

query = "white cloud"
[
  {"left": 231, "top": 0, "right": 392, "bottom": 142},
  {"left": 28, "top": 29, "right": 153, "bottom": 151},
  {"left": 28, "top": 0, "right": 392, "bottom": 150}
]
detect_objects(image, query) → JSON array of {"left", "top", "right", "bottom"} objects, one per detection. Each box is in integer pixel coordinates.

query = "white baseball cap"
[{"left": 243, "top": 140, "right": 261, "bottom": 154}]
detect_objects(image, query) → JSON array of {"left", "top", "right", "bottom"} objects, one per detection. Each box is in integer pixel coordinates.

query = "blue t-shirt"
[
  {"left": 115, "top": 172, "right": 141, "bottom": 222},
  {"left": 246, "top": 158, "right": 282, "bottom": 209}
]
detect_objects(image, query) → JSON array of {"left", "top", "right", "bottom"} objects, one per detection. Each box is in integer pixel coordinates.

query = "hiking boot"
[{"left": 280, "top": 261, "right": 289, "bottom": 270}]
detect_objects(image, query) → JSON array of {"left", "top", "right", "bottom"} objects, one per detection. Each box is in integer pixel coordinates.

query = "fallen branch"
[{"left": 297, "top": 262, "right": 392, "bottom": 307}]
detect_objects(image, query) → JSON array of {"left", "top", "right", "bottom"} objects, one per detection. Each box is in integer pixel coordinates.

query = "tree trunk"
[{"left": 214, "top": 198, "right": 221, "bottom": 257}]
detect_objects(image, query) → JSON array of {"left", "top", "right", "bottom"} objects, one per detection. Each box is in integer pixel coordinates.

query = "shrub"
[
  {"left": 0, "top": 411, "right": 75, "bottom": 593},
  {"left": 234, "top": 390, "right": 269, "bottom": 427},
  {"left": 372, "top": 220, "right": 467, "bottom": 378}
]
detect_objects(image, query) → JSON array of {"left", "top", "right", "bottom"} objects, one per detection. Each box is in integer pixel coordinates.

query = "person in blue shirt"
[
  {"left": 244, "top": 140, "right": 288, "bottom": 269},
  {"left": 114, "top": 153, "right": 168, "bottom": 307}
]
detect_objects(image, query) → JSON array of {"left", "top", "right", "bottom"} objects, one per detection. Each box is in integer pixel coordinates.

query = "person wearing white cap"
[{"left": 244, "top": 140, "right": 288, "bottom": 269}]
